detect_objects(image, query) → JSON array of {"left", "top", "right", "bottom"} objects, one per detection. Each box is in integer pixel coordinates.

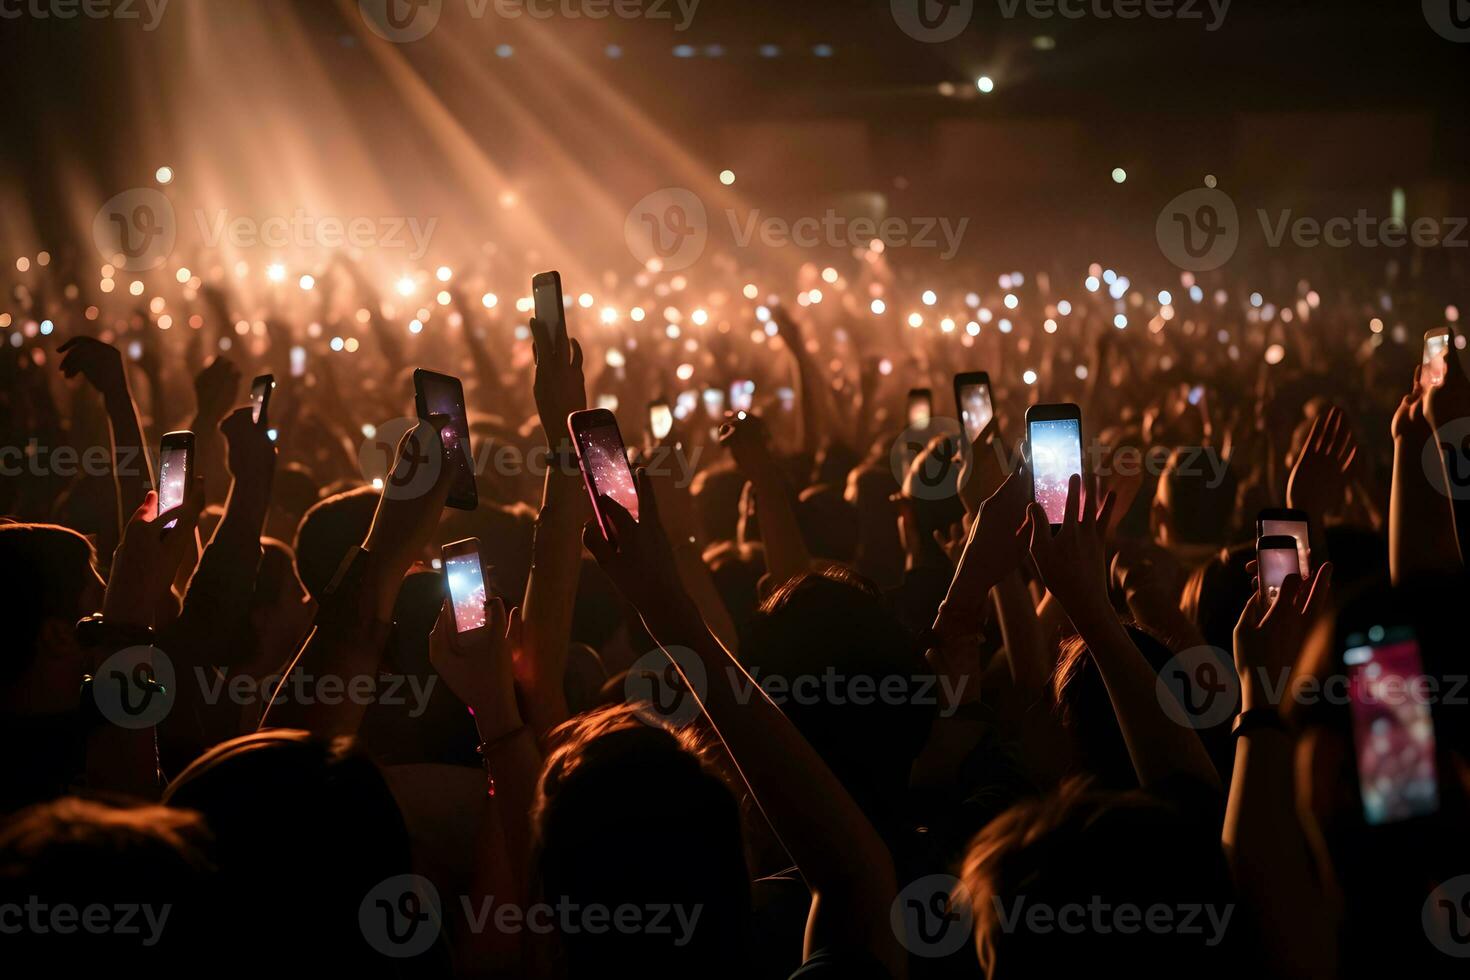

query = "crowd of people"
[{"left": 1, "top": 231, "right": 1469, "bottom": 979}]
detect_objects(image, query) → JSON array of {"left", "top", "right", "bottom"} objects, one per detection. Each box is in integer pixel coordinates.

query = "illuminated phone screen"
[
  {"left": 1258, "top": 546, "right": 1299, "bottom": 602},
  {"left": 1345, "top": 629, "right": 1439, "bottom": 825},
  {"left": 1260, "top": 519, "right": 1310, "bottom": 577},
  {"left": 1424, "top": 333, "right": 1449, "bottom": 387},
  {"left": 250, "top": 379, "right": 271, "bottom": 423},
  {"left": 577, "top": 422, "right": 639, "bottom": 522},
  {"left": 650, "top": 404, "right": 673, "bottom": 440},
  {"left": 158, "top": 443, "right": 189, "bottom": 529},
  {"left": 418, "top": 374, "right": 476, "bottom": 506},
  {"left": 445, "top": 552, "right": 487, "bottom": 633},
  {"left": 730, "top": 380, "right": 755, "bottom": 413},
  {"left": 1029, "top": 417, "right": 1082, "bottom": 524},
  {"left": 908, "top": 393, "right": 932, "bottom": 427},
  {"left": 959, "top": 384, "right": 993, "bottom": 442}
]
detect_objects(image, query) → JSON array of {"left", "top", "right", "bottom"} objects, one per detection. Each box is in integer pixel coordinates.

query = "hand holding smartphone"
[
  {"left": 953, "top": 371, "right": 993, "bottom": 444},
  {"left": 1256, "top": 535, "right": 1301, "bottom": 602},
  {"left": 1256, "top": 508, "right": 1309, "bottom": 578},
  {"left": 413, "top": 369, "right": 478, "bottom": 511},
  {"left": 157, "top": 430, "right": 195, "bottom": 530},
  {"left": 442, "top": 537, "right": 489, "bottom": 633},
  {"left": 569, "top": 408, "right": 639, "bottom": 539},
  {"left": 908, "top": 388, "right": 933, "bottom": 428},
  {"left": 532, "top": 271, "right": 567, "bottom": 355},
  {"left": 250, "top": 374, "right": 275, "bottom": 427},
  {"left": 1025, "top": 404, "right": 1083, "bottom": 528},
  {"left": 1423, "top": 327, "right": 1451, "bottom": 388}
]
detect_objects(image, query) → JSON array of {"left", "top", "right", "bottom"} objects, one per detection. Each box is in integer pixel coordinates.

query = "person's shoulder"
[{"left": 788, "top": 948, "right": 892, "bottom": 980}]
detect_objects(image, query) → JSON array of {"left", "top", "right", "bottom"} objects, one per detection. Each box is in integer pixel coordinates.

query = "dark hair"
[
  {"left": 961, "top": 779, "right": 1239, "bottom": 978},
  {"left": 1156, "top": 447, "right": 1238, "bottom": 546},
  {"left": 1179, "top": 543, "right": 1254, "bottom": 653},
  {"left": 534, "top": 704, "right": 751, "bottom": 976},
  {"left": 164, "top": 730, "right": 419, "bottom": 969},
  {"left": 0, "top": 523, "right": 97, "bottom": 674},
  {"left": 740, "top": 566, "right": 933, "bottom": 837},
  {"left": 292, "top": 486, "right": 378, "bottom": 599},
  {"left": 795, "top": 484, "right": 859, "bottom": 563},
  {"left": 0, "top": 797, "right": 216, "bottom": 966}
]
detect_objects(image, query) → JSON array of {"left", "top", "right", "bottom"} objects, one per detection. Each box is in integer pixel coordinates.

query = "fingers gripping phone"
[
  {"left": 532, "top": 270, "right": 567, "bottom": 355},
  {"left": 1424, "top": 328, "right": 1451, "bottom": 388},
  {"left": 1256, "top": 535, "right": 1301, "bottom": 602},
  {"left": 908, "top": 388, "right": 933, "bottom": 428},
  {"left": 157, "top": 430, "right": 195, "bottom": 530},
  {"left": 413, "top": 369, "right": 478, "bottom": 511},
  {"left": 1025, "top": 404, "right": 1083, "bottom": 528},
  {"left": 442, "top": 537, "right": 489, "bottom": 633},
  {"left": 250, "top": 374, "right": 276, "bottom": 427},
  {"left": 1256, "top": 508, "right": 1309, "bottom": 578},
  {"left": 569, "top": 408, "right": 639, "bottom": 539},
  {"left": 1343, "top": 626, "right": 1440, "bottom": 825},
  {"left": 953, "top": 371, "right": 993, "bottom": 444}
]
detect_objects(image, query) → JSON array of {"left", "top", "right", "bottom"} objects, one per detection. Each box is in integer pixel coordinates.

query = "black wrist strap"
[{"left": 1232, "top": 707, "right": 1289, "bottom": 738}]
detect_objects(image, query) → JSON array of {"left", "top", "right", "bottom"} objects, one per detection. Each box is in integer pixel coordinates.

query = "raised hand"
[
  {"left": 220, "top": 405, "right": 277, "bottom": 485},
  {"left": 718, "top": 410, "right": 776, "bottom": 477},
  {"left": 1232, "top": 561, "right": 1332, "bottom": 712},
  {"left": 193, "top": 356, "right": 242, "bottom": 426},
  {"left": 957, "top": 417, "right": 1012, "bottom": 516},
  {"left": 429, "top": 592, "right": 524, "bottom": 741},
  {"left": 582, "top": 469, "right": 689, "bottom": 626},
  {"left": 1024, "top": 473, "right": 1117, "bottom": 619},
  {"left": 361, "top": 419, "right": 455, "bottom": 618},
  {"left": 1286, "top": 405, "right": 1357, "bottom": 519},
  {"left": 1425, "top": 324, "right": 1470, "bottom": 434},
  {"left": 59, "top": 336, "right": 127, "bottom": 398},
  {"left": 934, "top": 469, "right": 1032, "bottom": 638},
  {"left": 102, "top": 484, "right": 206, "bottom": 631},
  {"left": 531, "top": 324, "right": 586, "bottom": 447}
]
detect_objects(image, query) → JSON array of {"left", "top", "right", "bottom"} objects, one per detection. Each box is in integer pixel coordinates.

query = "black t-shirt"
[{"left": 788, "top": 948, "right": 892, "bottom": 979}]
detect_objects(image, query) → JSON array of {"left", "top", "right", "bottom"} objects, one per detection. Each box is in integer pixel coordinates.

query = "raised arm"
[
  {"left": 516, "top": 326, "right": 591, "bottom": 738},
  {"left": 59, "top": 337, "right": 152, "bottom": 558},
  {"left": 1389, "top": 368, "right": 1460, "bottom": 583},
  {"left": 1224, "top": 564, "right": 1338, "bottom": 980},
  {"left": 1026, "top": 474, "right": 1221, "bottom": 792},
  {"left": 260, "top": 420, "right": 451, "bottom": 736},
  {"left": 719, "top": 412, "right": 812, "bottom": 585},
  {"left": 585, "top": 473, "right": 904, "bottom": 977}
]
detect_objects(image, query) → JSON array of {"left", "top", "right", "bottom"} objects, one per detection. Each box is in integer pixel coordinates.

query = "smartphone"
[
  {"left": 649, "top": 399, "right": 674, "bottom": 441},
  {"left": 412, "top": 369, "right": 478, "bottom": 511},
  {"left": 777, "top": 386, "right": 796, "bottom": 413},
  {"left": 289, "top": 345, "right": 307, "bottom": 378},
  {"left": 157, "top": 430, "right": 194, "bottom": 530},
  {"left": 568, "top": 408, "right": 639, "bottom": 539},
  {"left": 250, "top": 374, "right": 275, "bottom": 426},
  {"left": 1256, "top": 508, "right": 1310, "bottom": 578},
  {"left": 953, "top": 372, "right": 993, "bottom": 444},
  {"left": 730, "top": 379, "right": 756, "bottom": 414},
  {"left": 532, "top": 270, "right": 567, "bottom": 354},
  {"left": 1343, "top": 626, "right": 1440, "bottom": 825},
  {"left": 1256, "top": 535, "right": 1301, "bottom": 602},
  {"left": 441, "top": 537, "right": 488, "bottom": 633},
  {"left": 1423, "top": 328, "right": 1450, "bottom": 388},
  {"left": 702, "top": 387, "right": 726, "bottom": 420},
  {"left": 1025, "top": 403, "right": 1083, "bottom": 527},
  {"left": 908, "top": 388, "right": 933, "bottom": 428},
  {"left": 1187, "top": 384, "right": 1205, "bottom": 406}
]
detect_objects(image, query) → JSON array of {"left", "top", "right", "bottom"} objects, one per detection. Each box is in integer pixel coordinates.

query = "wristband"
[
  {"left": 75, "top": 614, "right": 155, "bottom": 650},
  {"left": 1232, "top": 707, "right": 1289, "bottom": 738}
]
